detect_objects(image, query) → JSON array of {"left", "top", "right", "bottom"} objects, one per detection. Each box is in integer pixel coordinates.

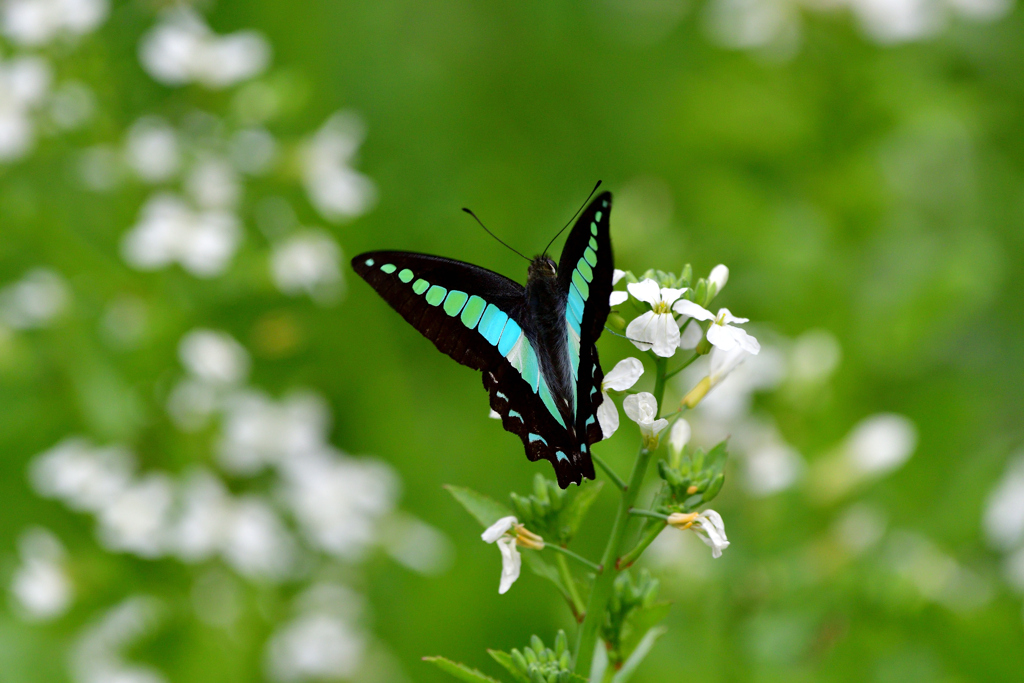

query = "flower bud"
[{"left": 682, "top": 377, "right": 711, "bottom": 408}]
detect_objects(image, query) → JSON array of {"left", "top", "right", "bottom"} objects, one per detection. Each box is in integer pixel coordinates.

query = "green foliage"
[
  {"left": 423, "top": 656, "right": 503, "bottom": 683},
  {"left": 509, "top": 474, "right": 605, "bottom": 545},
  {"left": 657, "top": 440, "right": 728, "bottom": 511},
  {"left": 445, "top": 485, "right": 514, "bottom": 527},
  {"left": 600, "top": 569, "right": 669, "bottom": 670},
  {"left": 491, "top": 631, "right": 585, "bottom": 683}
]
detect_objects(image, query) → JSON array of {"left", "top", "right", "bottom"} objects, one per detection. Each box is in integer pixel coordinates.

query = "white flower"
[
  {"left": 0, "top": 55, "right": 51, "bottom": 161},
  {"left": 612, "top": 269, "right": 626, "bottom": 285},
  {"left": 121, "top": 193, "right": 241, "bottom": 278},
  {"left": 622, "top": 392, "right": 669, "bottom": 449},
  {"left": 844, "top": 413, "right": 917, "bottom": 475},
  {"left": 178, "top": 329, "right": 249, "bottom": 385},
  {"left": 625, "top": 279, "right": 686, "bottom": 357},
  {"left": 10, "top": 527, "right": 72, "bottom": 620},
  {"left": 668, "top": 509, "right": 730, "bottom": 558},
  {"left": 1, "top": 0, "right": 108, "bottom": 47},
  {"left": 302, "top": 112, "right": 377, "bottom": 222},
  {"left": 0, "top": 268, "right": 68, "bottom": 329},
  {"left": 97, "top": 474, "right": 175, "bottom": 558},
  {"left": 596, "top": 357, "right": 644, "bottom": 439},
  {"left": 681, "top": 345, "right": 750, "bottom": 409},
  {"left": 185, "top": 157, "right": 240, "bottom": 210},
  {"left": 265, "top": 613, "right": 365, "bottom": 681},
  {"left": 270, "top": 231, "right": 343, "bottom": 303},
  {"left": 708, "top": 264, "right": 729, "bottom": 295},
  {"left": 673, "top": 300, "right": 760, "bottom": 355},
  {"left": 482, "top": 516, "right": 520, "bottom": 594},
  {"left": 668, "top": 418, "right": 690, "bottom": 456},
  {"left": 609, "top": 270, "right": 628, "bottom": 305},
  {"left": 139, "top": 8, "right": 270, "bottom": 89},
  {"left": 984, "top": 454, "right": 1024, "bottom": 551},
  {"left": 124, "top": 116, "right": 180, "bottom": 182},
  {"left": 481, "top": 516, "right": 543, "bottom": 594}
]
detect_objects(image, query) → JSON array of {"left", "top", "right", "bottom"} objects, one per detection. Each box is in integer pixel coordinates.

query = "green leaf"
[
  {"left": 487, "top": 650, "right": 532, "bottom": 683},
  {"left": 619, "top": 602, "right": 671, "bottom": 660},
  {"left": 423, "top": 656, "right": 504, "bottom": 683},
  {"left": 609, "top": 627, "right": 668, "bottom": 683},
  {"left": 444, "top": 485, "right": 514, "bottom": 527},
  {"left": 522, "top": 552, "right": 567, "bottom": 595},
  {"left": 557, "top": 480, "right": 604, "bottom": 540}
]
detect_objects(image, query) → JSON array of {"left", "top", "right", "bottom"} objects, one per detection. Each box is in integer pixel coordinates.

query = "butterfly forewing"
[{"left": 557, "top": 191, "right": 614, "bottom": 453}]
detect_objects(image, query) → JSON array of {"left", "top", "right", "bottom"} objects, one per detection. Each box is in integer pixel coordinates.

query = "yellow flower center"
[{"left": 653, "top": 301, "right": 671, "bottom": 314}]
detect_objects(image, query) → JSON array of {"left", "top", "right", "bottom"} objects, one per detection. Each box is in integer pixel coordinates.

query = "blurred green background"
[{"left": 2, "top": 0, "right": 1023, "bottom": 681}]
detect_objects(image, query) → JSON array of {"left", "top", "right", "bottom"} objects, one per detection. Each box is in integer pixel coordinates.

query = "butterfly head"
[{"left": 528, "top": 255, "right": 558, "bottom": 280}]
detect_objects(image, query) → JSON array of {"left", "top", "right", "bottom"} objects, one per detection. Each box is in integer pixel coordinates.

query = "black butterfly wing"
[
  {"left": 351, "top": 251, "right": 586, "bottom": 487},
  {"left": 557, "top": 191, "right": 614, "bottom": 459}
]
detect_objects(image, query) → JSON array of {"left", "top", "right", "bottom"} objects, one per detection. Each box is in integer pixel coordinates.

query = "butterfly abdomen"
[{"left": 525, "top": 259, "right": 577, "bottom": 433}]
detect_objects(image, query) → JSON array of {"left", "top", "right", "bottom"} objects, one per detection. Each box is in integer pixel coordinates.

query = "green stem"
[
  {"left": 592, "top": 454, "right": 627, "bottom": 491},
  {"left": 573, "top": 444, "right": 653, "bottom": 674},
  {"left": 546, "top": 544, "right": 601, "bottom": 572},
  {"left": 574, "top": 357, "right": 670, "bottom": 675},
  {"left": 653, "top": 356, "right": 668, "bottom": 417},
  {"left": 664, "top": 351, "right": 702, "bottom": 381},
  {"left": 628, "top": 508, "right": 669, "bottom": 521},
  {"left": 618, "top": 520, "right": 668, "bottom": 570},
  {"left": 553, "top": 552, "right": 586, "bottom": 619}
]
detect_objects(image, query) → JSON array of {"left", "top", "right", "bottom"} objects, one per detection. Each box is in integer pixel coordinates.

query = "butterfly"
[{"left": 351, "top": 191, "right": 614, "bottom": 488}]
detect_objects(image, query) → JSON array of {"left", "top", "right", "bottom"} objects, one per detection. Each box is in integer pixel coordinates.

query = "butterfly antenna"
[
  {"left": 462, "top": 208, "right": 532, "bottom": 263},
  {"left": 603, "top": 326, "right": 650, "bottom": 345},
  {"left": 543, "top": 180, "right": 602, "bottom": 256}
]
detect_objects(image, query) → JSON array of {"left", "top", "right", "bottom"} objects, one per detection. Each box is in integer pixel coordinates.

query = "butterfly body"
[{"left": 352, "top": 192, "right": 614, "bottom": 488}]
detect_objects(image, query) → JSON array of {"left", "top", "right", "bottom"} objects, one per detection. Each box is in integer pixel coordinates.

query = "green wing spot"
[
  {"left": 572, "top": 269, "right": 590, "bottom": 299},
  {"left": 584, "top": 247, "right": 597, "bottom": 267},
  {"left": 461, "top": 295, "right": 486, "bottom": 328},
  {"left": 538, "top": 381, "right": 566, "bottom": 428},
  {"left": 412, "top": 279, "right": 430, "bottom": 295},
  {"left": 364, "top": 258, "right": 374, "bottom": 267},
  {"left": 381, "top": 263, "right": 396, "bottom": 274},
  {"left": 443, "top": 290, "right": 469, "bottom": 316},
  {"left": 588, "top": 236, "right": 598, "bottom": 250},
  {"left": 425, "top": 285, "right": 447, "bottom": 306},
  {"left": 595, "top": 211, "right": 602, "bottom": 221},
  {"left": 398, "top": 269, "right": 414, "bottom": 283},
  {"left": 577, "top": 259, "right": 593, "bottom": 282},
  {"left": 590, "top": 222, "right": 598, "bottom": 236}
]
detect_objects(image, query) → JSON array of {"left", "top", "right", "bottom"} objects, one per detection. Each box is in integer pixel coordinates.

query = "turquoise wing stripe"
[
  {"left": 478, "top": 304, "right": 508, "bottom": 345},
  {"left": 577, "top": 259, "right": 593, "bottom": 282},
  {"left": 497, "top": 318, "right": 521, "bottom": 356},
  {"left": 572, "top": 269, "right": 589, "bottom": 300},
  {"left": 538, "top": 380, "right": 566, "bottom": 428},
  {"left": 568, "top": 284, "right": 584, "bottom": 321}
]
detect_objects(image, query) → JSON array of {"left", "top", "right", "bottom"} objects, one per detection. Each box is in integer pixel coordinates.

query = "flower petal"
[
  {"left": 650, "top": 418, "right": 669, "bottom": 438},
  {"left": 612, "top": 269, "right": 626, "bottom": 285},
  {"left": 706, "top": 323, "right": 738, "bottom": 351},
  {"left": 623, "top": 392, "right": 657, "bottom": 425},
  {"left": 481, "top": 516, "right": 517, "bottom": 543},
  {"left": 597, "top": 391, "right": 619, "bottom": 439},
  {"left": 609, "top": 290, "right": 628, "bottom": 307},
  {"left": 730, "top": 326, "right": 760, "bottom": 355},
  {"left": 497, "top": 536, "right": 521, "bottom": 593},
  {"left": 625, "top": 311, "right": 656, "bottom": 352},
  {"left": 709, "top": 346, "right": 747, "bottom": 384},
  {"left": 692, "top": 510, "right": 729, "bottom": 558},
  {"left": 603, "top": 357, "right": 644, "bottom": 391},
  {"left": 659, "top": 287, "right": 686, "bottom": 306},
  {"left": 627, "top": 279, "right": 662, "bottom": 307},
  {"left": 716, "top": 308, "right": 748, "bottom": 325},
  {"left": 708, "top": 264, "right": 729, "bottom": 293},
  {"left": 678, "top": 319, "right": 703, "bottom": 349},
  {"left": 669, "top": 419, "right": 691, "bottom": 454},
  {"left": 672, "top": 299, "right": 715, "bottom": 321},
  {"left": 488, "top": 409, "right": 501, "bottom": 420},
  {"left": 650, "top": 313, "right": 680, "bottom": 357}
]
